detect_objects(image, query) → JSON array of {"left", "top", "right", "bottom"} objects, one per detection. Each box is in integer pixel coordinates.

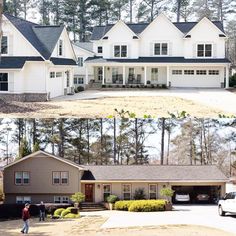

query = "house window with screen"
[
  {"left": 15, "top": 171, "right": 30, "bottom": 185},
  {"left": 197, "top": 44, "right": 212, "bottom": 57},
  {"left": 16, "top": 196, "right": 31, "bottom": 204},
  {"left": 149, "top": 184, "right": 157, "bottom": 199},
  {"left": 123, "top": 184, "right": 131, "bottom": 200},
  {"left": 154, "top": 43, "right": 168, "bottom": 55},
  {"left": 1, "top": 36, "right": 8, "bottom": 54},
  {"left": 0, "top": 73, "right": 8, "bottom": 91},
  {"left": 103, "top": 184, "right": 111, "bottom": 201},
  {"left": 53, "top": 171, "right": 69, "bottom": 184},
  {"left": 114, "top": 45, "right": 127, "bottom": 58}
]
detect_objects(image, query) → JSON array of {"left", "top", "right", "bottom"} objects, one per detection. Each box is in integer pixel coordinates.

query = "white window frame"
[
  {"left": 54, "top": 196, "right": 69, "bottom": 203},
  {"left": 153, "top": 42, "right": 169, "bottom": 56},
  {"left": 53, "top": 171, "right": 60, "bottom": 185},
  {"left": 122, "top": 184, "right": 131, "bottom": 200},
  {"left": 78, "top": 57, "right": 83, "bottom": 67},
  {"left": 16, "top": 196, "right": 31, "bottom": 204},
  {"left": 0, "top": 73, "right": 8, "bottom": 92},
  {"left": 15, "top": 171, "right": 30, "bottom": 185},
  {"left": 149, "top": 184, "right": 157, "bottom": 199},
  {"left": 97, "top": 46, "right": 103, "bottom": 54},
  {"left": 1, "top": 35, "right": 9, "bottom": 55},
  {"left": 113, "top": 44, "right": 128, "bottom": 58},
  {"left": 103, "top": 184, "right": 111, "bottom": 201},
  {"left": 196, "top": 43, "right": 213, "bottom": 58},
  {"left": 61, "top": 171, "right": 69, "bottom": 185}
]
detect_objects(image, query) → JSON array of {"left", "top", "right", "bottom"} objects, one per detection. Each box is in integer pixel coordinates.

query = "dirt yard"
[
  {"left": 0, "top": 96, "right": 231, "bottom": 118},
  {"left": 0, "top": 216, "right": 235, "bottom": 236}
]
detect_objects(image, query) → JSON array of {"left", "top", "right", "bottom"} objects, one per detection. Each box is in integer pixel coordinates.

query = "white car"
[
  {"left": 175, "top": 193, "right": 190, "bottom": 202},
  {"left": 218, "top": 192, "right": 236, "bottom": 216}
]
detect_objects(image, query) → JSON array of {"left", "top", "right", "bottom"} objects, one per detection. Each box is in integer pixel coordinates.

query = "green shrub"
[
  {"left": 61, "top": 209, "right": 70, "bottom": 217},
  {"left": 160, "top": 188, "right": 175, "bottom": 199},
  {"left": 114, "top": 200, "right": 135, "bottom": 211},
  {"left": 229, "top": 74, "right": 236, "bottom": 87},
  {"left": 106, "top": 195, "right": 119, "bottom": 203},
  {"left": 128, "top": 200, "right": 166, "bottom": 212},
  {"left": 102, "top": 85, "right": 106, "bottom": 88},
  {"left": 70, "top": 192, "right": 85, "bottom": 204},
  {"left": 64, "top": 213, "right": 80, "bottom": 218},
  {"left": 53, "top": 208, "right": 65, "bottom": 217},
  {"left": 66, "top": 207, "right": 75, "bottom": 212},
  {"left": 77, "top": 86, "right": 84, "bottom": 92},
  {"left": 133, "top": 188, "right": 146, "bottom": 200},
  {"left": 161, "top": 84, "right": 167, "bottom": 89}
]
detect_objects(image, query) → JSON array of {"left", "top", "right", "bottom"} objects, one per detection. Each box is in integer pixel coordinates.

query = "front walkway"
[{"left": 53, "top": 88, "right": 236, "bottom": 115}]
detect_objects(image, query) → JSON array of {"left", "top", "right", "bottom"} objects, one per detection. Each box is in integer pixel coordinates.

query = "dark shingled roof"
[
  {"left": 74, "top": 42, "right": 94, "bottom": 53},
  {"left": 91, "top": 21, "right": 225, "bottom": 40},
  {"left": 81, "top": 165, "right": 228, "bottom": 182},
  {"left": 0, "top": 57, "right": 44, "bottom": 69},
  {"left": 50, "top": 57, "right": 77, "bottom": 66},
  {"left": 4, "top": 13, "right": 64, "bottom": 60},
  {"left": 85, "top": 56, "right": 230, "bottom": 64}
]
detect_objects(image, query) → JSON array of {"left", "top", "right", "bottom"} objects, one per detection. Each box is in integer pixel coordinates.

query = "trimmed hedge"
[
  {"left": 61, "top": 209, "right": 70, "bottom": 217},
  {"left": 53, "top": 208, "right": 64, "bottom": 217},
  {"left": 114, "top": 200, "right": 167, "bottom": 212}
]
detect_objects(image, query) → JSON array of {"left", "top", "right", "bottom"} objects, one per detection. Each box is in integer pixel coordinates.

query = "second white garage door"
[
  {"left": 170, "top": 68, "right": 223, "bottom": 88},
  {"left": 48, "top": 72, "right": 65, "bottom": 98}
]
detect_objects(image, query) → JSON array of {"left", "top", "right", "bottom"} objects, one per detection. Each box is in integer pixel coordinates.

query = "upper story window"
[
  {"left": 78, "top": 57, "right": 83, "bottom": 67},
  {"left": 58, "top": 39, "right": 63, "bottom": 56},
  {"left": 97, "top": 46, "right": 103, "bottom": 54},
  {"left": 197, "top": 44, "right": 212, "bottom": 57},
  {"left": 53, "top": 171, "right": 69, "bottom": 185},
  {"left": 114, "top": 45, "right": 127, "bottom": 58},
  {"left": 15, "top": 171, "right": 30, "bottom": 185},
  {"left": 0, "top": 73, "right": 8, "bottom": 91},
  {"left": 1, "top": 36, "right": 8, "bottom": 54},
  {"left": 154, "top": 43, "right": 168, "bottom": 56}
]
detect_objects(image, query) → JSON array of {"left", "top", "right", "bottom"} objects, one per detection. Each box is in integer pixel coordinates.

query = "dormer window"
[
  {"left": 154, "top": 43, "right": 168, "bottom": 56},
  {"left": 97, "top": 46, "right": 103, "bottom": 54},
  {"left": 114, "top": 45, "right": 127, "bottom": 58},
  {"left": 1, "top": 36, "right": 8, "bottom": 54},
  {"left": 58, "top": 39, "right": 63, "bottom": 56},
  {"left": 197, "top": 44, "right": 212, "bottom": 57}
]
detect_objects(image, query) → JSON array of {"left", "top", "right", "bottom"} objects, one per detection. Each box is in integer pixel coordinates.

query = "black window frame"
[
  {"left": 1, "top": 36, "right": 8, "bottom": 54},
  {"left": 97, "top": 46, "right": 103, "bottom": 54},
  {"left": 0, "top": 73, "right": 8, "bottom": 91}
]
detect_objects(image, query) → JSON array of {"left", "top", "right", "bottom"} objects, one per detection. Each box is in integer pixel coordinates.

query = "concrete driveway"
[
  {"left": 54, "top": 89, "right": 236, "bottom": 114},
  {"left": 81, "top": 205, "right": 236, "bottom": 234}
]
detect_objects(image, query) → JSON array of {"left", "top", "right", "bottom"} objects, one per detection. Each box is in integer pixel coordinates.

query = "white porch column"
[
  {"left": 85, "top": 66, "right": 89, "bottom": 85},
  {"left": 102, "top": 66, "right": 105, "bottom": 85},
  {"left": 166, "top": 65, "right": 170, "bottom": 87},
  {"left": 123, "top": 66, "right": 126, "bottom": 85},
  {"left": 225, "top": 65, "right": 229, "bottom": 89},
  {"left": 144, "top": 66, "right": 147, "bottom": 85}
]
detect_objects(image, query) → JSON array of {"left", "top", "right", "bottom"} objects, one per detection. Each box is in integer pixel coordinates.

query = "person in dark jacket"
[
  {"left": 39, "top": 201, "right": 46, "bottom": 221},
  {"left": 21, "top": 203, "right": 30, "bottom": 234}
]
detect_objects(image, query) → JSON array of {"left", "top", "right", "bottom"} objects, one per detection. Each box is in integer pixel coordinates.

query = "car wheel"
[{"left": 218, "top": 206, "right": 226, "bottom": 216}]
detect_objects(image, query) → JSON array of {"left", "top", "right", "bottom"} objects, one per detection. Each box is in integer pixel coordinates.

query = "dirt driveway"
[{"left": 0, "top": 216, "right": 234, "bottom": 236}]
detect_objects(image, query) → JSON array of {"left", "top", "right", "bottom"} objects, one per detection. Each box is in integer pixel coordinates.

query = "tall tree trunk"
[
  {"left": 58, "top": 119, "right": 65, "bottom": 157},
  {"left": 129, "top": 0, "right": 133, "bottom": 23},
  {"left": 113, "top": 118, "right": 117, "bottom": 164},
  {"left": 189, "top": 120, "right": 193, "bottom": 165},
  {"left": 0, "top": 0, "right": 3, "bottom": 63},
  {"left": 86, "top": 119, "right": 90, "bottom": 163},
  {"left": 135, "top": 118, "right": 138, "bottom": 164},
  {"left": 177, "top": 0, "right": 181, "bottom": 22},
  {"left": 160, "top": 118, "right": 165, "bottom": 165},
  {"left": 99, "top": 118, "right": 103, "bottom": 165},
  {"left": 166, "top": 120, "right": 171, "bottom": 165}
]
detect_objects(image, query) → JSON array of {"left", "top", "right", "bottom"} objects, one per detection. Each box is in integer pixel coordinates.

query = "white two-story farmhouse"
[
  {"left": 0, "top": 14, "right": 77, "bottom": 101},
  {"left": 79, "top": 14, "right": 230, "bottom": 89}
]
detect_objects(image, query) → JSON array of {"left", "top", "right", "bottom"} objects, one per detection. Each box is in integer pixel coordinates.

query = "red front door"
[{"left": 85, "top": 184, "right": 94, "bottom": 202}]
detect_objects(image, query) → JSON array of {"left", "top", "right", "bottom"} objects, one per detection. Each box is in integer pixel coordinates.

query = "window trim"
[
  {"left": 103, "top": 184, "right": 112, "bottom": 201},
  {"left": 149, "top": 184, "right": 157, "bottom": 200},
  {"left": 52, "top": 171, "right": 69, "bottom": 185},
  {"left": 16, "top": 196, "right": 31, "bottom": 204},
  {"left": 122, "top": 184, "right": 132, "bottom": 200},
  {"left": 0, "top": 73, "right": 9, "bottom": 92},
  {"left": 54, "top": 196, "right": 69, "bottom": 204},
  {"left": 196, "top": 43, "right": 213, "bottom": 58},
  {"left": 153, "top": 42, "right": 169, "bottom": 56},
  {"left": 1, "top": 35, "right": 9, "bottom": 55},
  {"left": 78, "top": 57, "right": 84, "bottom": 67},
  {"left": 113, "top": 44, "right": 128, "bottom": 58},
  {"left": 97, "top": 46, "right": 103, "bottom": 54},
  {"left": 14, "top": 171, "right": 30, "bottom": 186}
]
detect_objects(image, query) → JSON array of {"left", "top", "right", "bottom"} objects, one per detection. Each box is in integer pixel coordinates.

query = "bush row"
[
  {"left": 101, "top": 84, "right": 167, "bottom": 89},
  {"left": 114, "top": 200, "right": 167, "bottom": 212},
  {"left": 0, "top": 203, "right": 72, "bottom": 219},
  {"left": 53, "top": 207, "right": 80, "bottom": 219}
]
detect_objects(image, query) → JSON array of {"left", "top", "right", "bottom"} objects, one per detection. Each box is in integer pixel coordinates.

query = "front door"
[
  {"left": 151, "top": 68, "right": 158, "bottom": 84},
  {"left": 85, "top": 184, "right": 94, "bottom": 202},
  {"left": 97, "top": 67, "right": 103, "bottom": 82}
]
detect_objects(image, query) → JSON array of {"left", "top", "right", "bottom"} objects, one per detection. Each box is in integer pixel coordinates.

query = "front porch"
[{"left": 87, "top": 65, "right": 169, "bottom": 87}]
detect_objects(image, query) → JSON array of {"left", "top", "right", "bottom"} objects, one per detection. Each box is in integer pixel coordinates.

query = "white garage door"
[
  {"left": 48, "top": 72, "right": 64, "bottom": 98},
  {"left": 170, "top": 69, "right": 222, "bottom": 88}
]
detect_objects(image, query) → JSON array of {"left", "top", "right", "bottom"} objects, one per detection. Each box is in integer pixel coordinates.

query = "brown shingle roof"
[{"left": 81, "top": 165, "right": 228, "bottom": 182}]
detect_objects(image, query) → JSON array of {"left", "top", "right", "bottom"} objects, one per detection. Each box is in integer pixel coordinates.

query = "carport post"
[
  {"left": 225, "top": 65, "right": 229, "bottom": 89},
  {"left": 144, "top": 66, "right": 147, "bottom": 85},
  {"left": 123, "top": 66, "right": 126, "bottom": 85},
  {"left": 85, "top": 66, "right": 88, "bottom": 85},
  {"left": 167, "top": 65, "right": 170, "bottom": 87},
  {"left": 102, "top": 66, "right": 105, "bottom": 85}
]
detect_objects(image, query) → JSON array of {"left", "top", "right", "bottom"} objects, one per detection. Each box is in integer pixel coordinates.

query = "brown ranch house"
[{"left": 3, "top": 151, "right": 228, "bottom": 204}]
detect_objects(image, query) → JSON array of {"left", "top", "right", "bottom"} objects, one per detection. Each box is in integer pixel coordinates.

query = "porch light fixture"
[
  {"left": 107, "top": 67, "right": 110, "bottom": 71},
  {"left": 142, "top": 67, "right": 144, "bottom": 71},
  {"left": 97, "top": 184, "right": 101, "bottom": 189}
]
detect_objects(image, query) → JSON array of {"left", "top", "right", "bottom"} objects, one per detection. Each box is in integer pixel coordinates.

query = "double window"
[
  {"left": 74, "top": 77, "right": 84, "bottom": 84},
  {"left": 78, "top": 57, "right": 83, "bottom": 67},
  {"left": 122, "top": 184, "right": 131, "bottom": 200},
  {"left": 114, "top": 45, "right": 127, "bottom": 58},
  {"left": 0, "top": 73, "right": 8, "bottom": 91},
  {"left": 103, "top": 184, "right": 111, "bottom": 201},
  {"left": 154, "top": 43, "right": 168, "bottom": 56},
  {"left": 16, "top": 196, "right": 31, "bottom": 204},
  {"left": 54, "top": 196, "right": 69, "bottom": 203},
  {"left": 52, "top": 171, "right": 69, "bottom": 185},
  {"left": 1, "top": 36, "right": 8, "bottom": 54},
  {"left": 197, "top": 44, "right": 212, "bottom": 57},
  {"left": 149, "top": 184, "right": 157, "bottom": 199},
  {"left": 50, "top": 72, "right": 62, "bottom": 78},
  {"left": 15, "top": 171, "right": 30, "bottom": 185}
]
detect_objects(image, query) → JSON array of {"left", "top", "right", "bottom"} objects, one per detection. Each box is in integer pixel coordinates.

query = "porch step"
[{"left": 80, "top": 203, "right": 107, "bottom": 212}]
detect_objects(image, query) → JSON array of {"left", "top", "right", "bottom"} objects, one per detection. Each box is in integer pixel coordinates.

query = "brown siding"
[{"left": 4, "top": 153, "right": 81, "bottom": 201}]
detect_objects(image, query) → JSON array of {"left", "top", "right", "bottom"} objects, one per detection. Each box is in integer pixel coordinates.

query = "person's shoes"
[{"left": 20, "top": 230, "right": 24, "bottom": 234}]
